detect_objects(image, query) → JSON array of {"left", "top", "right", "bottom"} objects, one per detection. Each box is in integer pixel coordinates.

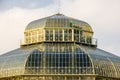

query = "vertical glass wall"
[
  {"left": 45, "top": 29, "right": 53, "bottom": 41},
  {"left": 25, "top": 43, "right": 93, "bottom": 75},
  {"left": 24, "top": 29, "right": 44, "bottom": 44}
]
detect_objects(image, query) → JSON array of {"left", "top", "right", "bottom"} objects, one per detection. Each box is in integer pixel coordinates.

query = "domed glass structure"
[{"left": 0, "top": 13, "right": 120, "bottom": 80}]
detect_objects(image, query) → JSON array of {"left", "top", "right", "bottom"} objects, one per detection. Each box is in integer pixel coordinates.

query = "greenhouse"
[{"left": 0, "top": 13, "right": 120, "bottom": 80}]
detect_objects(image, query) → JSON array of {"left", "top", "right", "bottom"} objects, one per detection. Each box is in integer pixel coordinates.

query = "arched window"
[{"left": 26, "top": 49, "right": 42, "bottom": 68}]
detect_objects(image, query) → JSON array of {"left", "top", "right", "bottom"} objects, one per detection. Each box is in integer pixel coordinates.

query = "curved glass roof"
[
  {"left": 0, "top": 49, "right": 30, "bottom": 77},
  {"left": 0, "top": 44, "right": 120, "bottom": 78},
  {"left": 25, "top": 13, "right": 93, "bottom": 32}
]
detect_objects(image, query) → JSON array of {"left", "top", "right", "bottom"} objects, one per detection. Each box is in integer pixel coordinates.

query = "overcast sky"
[{"left": 0, "top": 0, "right": 120, "bottom": 56}]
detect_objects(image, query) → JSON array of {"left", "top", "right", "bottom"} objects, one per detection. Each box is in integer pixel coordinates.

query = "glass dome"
[
  {"left": 0, "top": 13, "right": 120, "bottom": 80},
  {"left": 23, "top": 13, "right": 95, "bottom": 46},
  {"left": 25, "top": 13, "right": 93, "bottom": 32}
]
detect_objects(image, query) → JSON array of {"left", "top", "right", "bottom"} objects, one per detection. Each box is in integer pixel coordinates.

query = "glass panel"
[{"left": 25, "top": 44, "right": 93, "bottom": 75}]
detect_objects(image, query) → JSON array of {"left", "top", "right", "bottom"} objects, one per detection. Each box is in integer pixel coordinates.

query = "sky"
[{"left": 0, "top": 0, "right": 120, "bottom": 56}]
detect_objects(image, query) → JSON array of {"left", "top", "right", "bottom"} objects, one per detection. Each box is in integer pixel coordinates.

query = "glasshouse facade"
[{"left": 0, "top": 13, "right": 120, "bottom": 80}]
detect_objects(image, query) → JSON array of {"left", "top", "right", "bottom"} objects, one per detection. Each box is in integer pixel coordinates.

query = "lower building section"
[
  {"left": 0, "top": 74, "right": 119, "bottom": 80},
  {"left": 0, "top": 74, "right": 96, "bottom": 80},
  {"left": 0, "top": 76, "right": 95, "bottom": 80}
]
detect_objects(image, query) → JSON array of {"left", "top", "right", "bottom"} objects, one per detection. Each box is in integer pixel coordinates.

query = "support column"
[
  {"left": 79, "top": 31, "right": 80, "bottom": 42},
  {"left": 65, "top": 76, "right": 67, "bottom": 80},
  {"left": 79, "top": 77, "right": 81, "bottom": 80},
  {"left": 62, "top": 29, "right": 64, "bottom": 41},
  {"left": 93, "top": 77, "right": 95, "bottom": 80},
  {"left": 53, "top": 29, "right": 55, "bottom": 41},
  {"left": 72, "top": 29, "right": 74, "bottom": 41}
]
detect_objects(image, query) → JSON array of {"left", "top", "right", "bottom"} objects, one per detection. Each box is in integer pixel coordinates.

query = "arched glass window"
[
  {"left": 25, "top": 49, "right": 42, "bottom": 74},
  {"left": 25, "top": 44, "right": 93, "bottom": 74}
]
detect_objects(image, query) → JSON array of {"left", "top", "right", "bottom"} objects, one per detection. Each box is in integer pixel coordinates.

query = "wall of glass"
[
  {"left": 44, "top": 28, "right": 94, "bottom": 44},
  {"left": 0, "top": 44, "right": 120, "bottom": 80},
  {"left": 24, "top": 29, "right": 44, "bottom": 44},
  {"left": 25, "top": 43, "right": 94, "bottom": 75}
]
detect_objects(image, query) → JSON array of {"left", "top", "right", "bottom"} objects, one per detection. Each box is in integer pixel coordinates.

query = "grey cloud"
[{"left": 0, "top": 0, "right": 54, "bottom": 11}]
